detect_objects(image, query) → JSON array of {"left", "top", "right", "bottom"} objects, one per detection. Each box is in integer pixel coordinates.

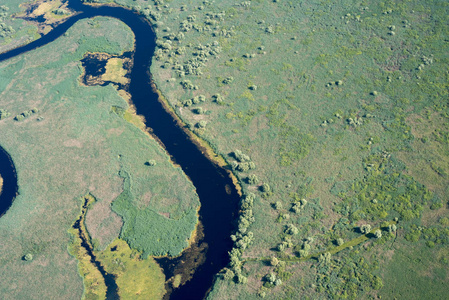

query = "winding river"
[
  {"left": 0, "top": 145, "right": 17, "bottom": 218},
  {"left": 0, "top": 1, "right": 240, "bottom": 299}
]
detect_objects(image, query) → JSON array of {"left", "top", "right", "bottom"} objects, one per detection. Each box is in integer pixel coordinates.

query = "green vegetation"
[
  {"left": 0, "top": 16, "right": 198, "bottom": 299},
  {"left": 68, "top": 195, "right": 166, "bottom": 299},
  {"left": 2, "top": 0, "right": 448, "bottom": 298},
  {"left": 88, "top": 0, "right": 447, "bottom": 298},
  {"left": 68, "top": 195, "right": 107, "bottom": 300},
  {"left": 111, "top": 170, "right": 198, "bottom": 257},
  {"left": 0, "top": 5, "right": 15, "bottom": 39},
  {"left": 97, "top": 239, "right": 166, "bottom": 299},
  {"left": 0, "top": 1, "right": 40, "bottom": 51}
]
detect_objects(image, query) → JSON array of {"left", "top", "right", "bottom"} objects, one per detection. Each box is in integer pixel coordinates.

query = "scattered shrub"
[
  {"left": 23, "top": 253, "right": 33, "bottom": 261},
  {"left": 388, "top": 224, "right": 397, "bottom": 232},
  {"left": 212, "top": 93, "right": 224, "bottom": 104},
  {"left": 261, "top": 183, "right": 271, "bottom": 193},
  {"left": 196, "top": 120, "right": 207, "bottom": 128},
  {"left": 246, "top": 174, "right": 259, "bottom": 185},
  {"left": 285, "top": 224, "right": 298, "bottom": 235},
  {"left": 14, "top": 115, "right": 24, "bottom": 121},
  {"left": 192, "top": 107, "right": 204, "bottom": 114},
  {"left": 374, "top": 229, "right": 382, "bottom": 238},
  {"left": 318, "top": 252, "right": 331, "bottom": 264},
  {"left": 360, "top": 224, "right": 372, "bottom": 234},
  {"left": 273, "top": 201, "right": 283, "bottom": 210},
  {"left": 0, "top": 109, "right": 10, "bottom": 120},
  {"left": 222, "top": 76, "right": 234, "bottom": 84},
  {"left": 233, "top": 150, "right": 251, "bottom": 162},
  {"left": 146, "top": 159, "right": 157, "bottom": 166},
  {"left": 270, "top": 256, "right": 279, "bottom": 266}
]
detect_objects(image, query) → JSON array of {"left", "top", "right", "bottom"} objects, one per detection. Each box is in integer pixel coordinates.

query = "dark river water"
[
  {"left": 0, "top": 1, "right": 240, "bottom": 299},
  {"left": 0, "top": 145, "right": 17, "bottom": 218}
]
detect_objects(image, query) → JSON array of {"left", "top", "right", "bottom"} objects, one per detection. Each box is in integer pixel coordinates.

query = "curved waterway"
[
  {"left": 0, "top": 146, "right": 18, "bottom": 218},
  {"left": 0, "top": 1, "right": 240, "bottom": 299}
]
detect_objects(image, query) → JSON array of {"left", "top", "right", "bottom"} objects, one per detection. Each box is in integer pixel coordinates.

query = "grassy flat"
[{"left": 88, "top": 0, "right": 448, "bottom": 299}]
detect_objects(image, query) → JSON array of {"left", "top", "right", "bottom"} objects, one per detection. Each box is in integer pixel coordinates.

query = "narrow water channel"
[
  {"left": 73, "top": 197, "right": 119, "bottom": 299},
  {"left": 0, "top": 1, "right": 240, "bottom": 299}
]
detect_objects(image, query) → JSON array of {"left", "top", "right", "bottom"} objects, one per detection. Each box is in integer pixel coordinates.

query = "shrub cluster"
[
  {"left": 246, "top": 174, "right": 259, "bottom": 185},
  {"left": 297, "top": 238, "right": 313, "bottom": 257},
  {"left": 14, "top": 108, "right": 39, "bottom": 121},
  {"left": 223, "top": 193, "right": 256, "bottom": 284},
  {"left": 180, "top": 79, "right": 198, "bottom": 90},
  {"left": 180, "top": 95, "right": 206, "bottom": 107},
  {"left": 0, "top": 5, "right": 14, "bottom": 38},
  {"left": 231, "top": 149, "right": 256, "bottom": 172},
  {"left": 212, "top": 93, "right": 224, "bottom": 104},
  {"left": 0, "top": 108, "right": 10, "bottom": 120},
  {"left": 291, "top": 198, "right": 307, "bottom": 213}
]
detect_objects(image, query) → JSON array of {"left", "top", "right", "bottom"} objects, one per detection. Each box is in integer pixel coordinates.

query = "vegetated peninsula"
[{"left": 1, "top": 0, "right": 448, "bottom": 299}]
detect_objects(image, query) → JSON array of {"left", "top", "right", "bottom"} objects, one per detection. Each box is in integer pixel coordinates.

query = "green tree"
[
  {"left": 246, "top": 174, "right": 259, "bottom": 185},
  {"left": 374, "top": 229, "right": 382, "bottom": 238},
  {"left": 360, "top": 224, "right": 372, "bottom": 234},
  {"left": 23, "top": 253, "right": 33, "bottom": 261}
]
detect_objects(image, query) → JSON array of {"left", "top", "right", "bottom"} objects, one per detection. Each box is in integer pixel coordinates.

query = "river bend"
[{"left": 0, "top": 1, "right": 240, "bottom": 299}]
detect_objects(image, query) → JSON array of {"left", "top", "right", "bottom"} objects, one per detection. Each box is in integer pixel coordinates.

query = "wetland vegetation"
[{"left": 1, "top": 0, "right": 448, "bottom": 299}]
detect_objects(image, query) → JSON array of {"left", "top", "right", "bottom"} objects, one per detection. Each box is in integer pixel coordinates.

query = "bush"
[
  {"left": 146, "top": 159, "right": 157, "bottom": 166},
  {"left": 223, "top": 268, "right": 234, "bottom": 280},
  {"left": 277, "top": 242, "right": 287, "bottom": 252},
  {"left": 360, "top": 224, "right": 372, "bottom": 234},
  {"left": 192, "top": 107, "right": 203, "bottom": 114},
  {"left": 0, "top": 109, "right": 10, "bottom": 120},
  {"left": 265, "top": 273, "right": 276, "bottom": 283},
  {"left": 237, "top": 162, "right": 250, "bottom": 172},
  {"left": 388, "top": 224, "right": 397, "bottom": 232},
  {"left": 285, "top": 224, "right": 298, "bottom": 235},
  {"left": 233, "top": 150, "right": 251, "bottom": 162},
  {"left": 53, "top": 8, "right": 68, "bottom": 15},
  {"left": 439, "top": 217, "right": 449, "bottom": 226},
  {"left": 318, "top": 252, "right": 331, "bottom": 264},
  {"left": 23, "top": 253, "right": 33, "bottom": 261},
  {"left": 236, "top": 273, "right": 248, "bottom": 284},
  {"left": 240, "top": 193, "right": 255, "bottom": 210},
  {"left": 374, "top": 229, "right": 382, "bottom": 238},
  {"left": 196, "top": 120, "right": 207, "bottom": 128},
  {"left": 212, "top": 93, "right": 224, "bottom": 104},
  {"left": 222, "top": 76, "right": 234, "bottom": 84},
  {"left": 246, "top": 174, "right": 259, "bottom": 185},
  {"left": 426, "top": 240, "right": 435, "bottom": 248},
  {"left": 273, "top": 201, "right": 283, "bottom": 210},
  {"left": 291, "top": 203, "right": 301, "bottom": 213},
  {"left": 270, "top": 256, "right": 279, "bottom": 266},
  {"left": 14, "top": 115, "right": 24, "bottom": 121},
  {"left": 261, "top": 183, "right": 271, "bottom": 193}
]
